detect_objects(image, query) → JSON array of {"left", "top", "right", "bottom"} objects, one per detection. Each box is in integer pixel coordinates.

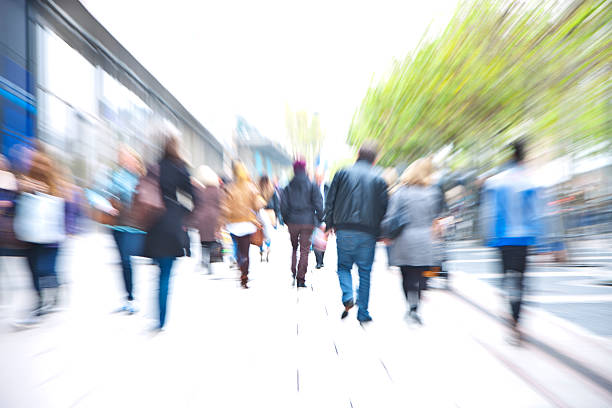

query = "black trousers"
[
  {"left": 499, "top": 246, "right": 528, "bottom": 323},
  {"left": 400, "top": 266, "right": 428, "bottom": 312},
  {"left": 314, "top": 249, "right": 325, "bottom": 267}
]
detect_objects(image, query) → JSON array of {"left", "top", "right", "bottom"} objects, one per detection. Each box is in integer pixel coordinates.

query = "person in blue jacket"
[{"left": 480, "top": 139, "right": 543, "bottom": 345}]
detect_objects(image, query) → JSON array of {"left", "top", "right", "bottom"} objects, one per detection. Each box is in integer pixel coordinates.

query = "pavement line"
[
  {"left": 473, "top": 337, "right": 571, "bottom": 408},
  {"left": 525, "top": 294, "right": 612, "bottom": 303},
  {"left": 449, "top": 288, "right": 612, "bottom": 394},
  {"left": 459, "top": 271, "right": 605, "bottom": 278}
]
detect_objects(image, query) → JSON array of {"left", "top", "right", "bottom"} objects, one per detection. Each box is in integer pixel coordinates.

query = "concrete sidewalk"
[{"left": 1, "top": 230, "right": 611, "bottom": 407}]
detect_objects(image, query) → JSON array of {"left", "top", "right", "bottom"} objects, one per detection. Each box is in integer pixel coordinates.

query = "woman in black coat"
[{"left": 144, "top": 135, "right": 196, "bottom": 330}]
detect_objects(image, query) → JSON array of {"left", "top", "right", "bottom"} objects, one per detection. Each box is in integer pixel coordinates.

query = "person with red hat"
[{"left": 280, "top": 159, "right": 323, "bottom": 287}]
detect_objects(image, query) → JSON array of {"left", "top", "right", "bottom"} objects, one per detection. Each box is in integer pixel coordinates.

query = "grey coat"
[{"left": 382, "top": 185, "right": 441, "bottom": 267}]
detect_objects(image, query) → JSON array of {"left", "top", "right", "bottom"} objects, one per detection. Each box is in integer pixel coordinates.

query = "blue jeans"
[
  {"left": 112, "top": 230, "right": 146, "bottom": 301},
  {"left": 154, "top": 257, "right": 175, "bottom": 328},
  {"left": 336, "top": 230, "right": 377, "bottom": 320}
]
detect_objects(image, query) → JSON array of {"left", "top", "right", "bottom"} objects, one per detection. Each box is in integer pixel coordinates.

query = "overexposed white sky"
[{"left": 81, "top": 0, "right": 457, "bottom": 163}]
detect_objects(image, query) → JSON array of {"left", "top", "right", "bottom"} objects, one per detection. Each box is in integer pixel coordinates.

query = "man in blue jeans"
[{"left": 324, "top": 141, "right": 388, "bottom": 323}]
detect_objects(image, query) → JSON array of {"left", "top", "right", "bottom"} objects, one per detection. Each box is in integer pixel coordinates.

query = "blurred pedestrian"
[
  {"left": 0, "top": 155, "right": 23, "bottom": 255},
  {"left": 382, "top": 158, "right": 441, "bottom": 324},
  {"left": 313, "top": 170, "right": 329, "bottom": 269},
  {"left": 280, "top": 159, "right": 323, "bottom": 287},
  {"left": 143, "top": 135, "right": 196, "bottom": 330},
  {"left": 258, "top": 175, "right": 280, "bottom": 262},
  {"left": 15, "top": 149, "right": 66, "bottom": 325},
  {"left": 107, "top": 146, "right": 147, "bottom": 314},
  {"left": 190, "top": 165, "right": 223, "bottom": 273},
  {"left": 480, "top": 139, "right": 543, "bottom": 345},
  {"left": 59, "top": 165, "right": 87, "bottom": 237},
  {"left": 324, "top": 142, "right": 388, "bottom": 322},
  {"left": 221, "top": 161, "right": 265, "bottom": 289}
]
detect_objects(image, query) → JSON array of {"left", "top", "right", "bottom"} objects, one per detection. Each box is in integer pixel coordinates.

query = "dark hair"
[
  {"left": 163, "top": 134, "right": 183, "bottom": 163},
  {"left": 357, "top": 140, "right": 379, "bottom": 164},
  {"left": 512, "top": 139, "right": 526, "bottom": 163}
]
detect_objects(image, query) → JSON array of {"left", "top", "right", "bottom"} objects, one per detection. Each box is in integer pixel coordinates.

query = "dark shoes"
[
  {"left": 297, "top": 282, "right": 307, "bottom": 288},
  {"left": 315, "top": 264, "right": 324, "bottom": 269},
  {"left": 341, "top": 299, "right": 354, "bottom": 319}
]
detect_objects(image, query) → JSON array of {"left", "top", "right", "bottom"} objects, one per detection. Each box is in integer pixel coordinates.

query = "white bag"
[
  {"left": 257, "top": 208, "right": 273, "bottom": 243},
  {"left": 14, "top": 192, "right": 66, "bottom": 244}
]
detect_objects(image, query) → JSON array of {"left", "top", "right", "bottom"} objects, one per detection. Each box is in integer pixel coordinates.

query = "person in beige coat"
[{"left": 221, "top": 161, "right": 265, "bottom": 288}]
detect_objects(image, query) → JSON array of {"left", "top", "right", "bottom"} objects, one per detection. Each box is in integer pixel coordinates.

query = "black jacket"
[
  {"left": 144, "top": 157, "right": 196, "bottom": 258},
  {"left": 280, "top": 172, "right": 323, "bottom": 226},
  {"left": 324, "top": 160, "right": 389, "bottom": 236}
]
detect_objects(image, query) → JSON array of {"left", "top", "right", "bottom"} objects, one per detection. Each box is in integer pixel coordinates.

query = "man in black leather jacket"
[{"left": 324, "top": 142, "right": 388, "bottom": 322}]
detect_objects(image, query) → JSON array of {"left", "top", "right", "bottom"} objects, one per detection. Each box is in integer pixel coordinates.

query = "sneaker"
[
  {"left": 126, "top": 300, "right": 138, "bottom": 315},
  {"left": 507, "top": 319, "right": 523, "bottom": 346},
  {"left": 114, "top": 304, "right": 128, "bottom": 313},
  {"left": 408, "top": 310, "right": 423, "bottom": 325},
  {"left": 14, "top": 311, "right": 43, "bottom": 328}
]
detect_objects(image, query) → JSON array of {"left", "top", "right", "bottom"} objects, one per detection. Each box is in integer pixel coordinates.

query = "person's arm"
[
  {"left": 312, "top": 182, "right": 324, "bottom": 225},
  {"left": 378, "top": 177, "right": 389, "bottom": 225},
  {"left": 380, "top": 190, "right": 400, "bottom": 239},
  {"left": 280, "top": 186, "right": 289, "bottom": 224},
  {"left": 324, "top": 172, "right": 341, "bottom": 231}
]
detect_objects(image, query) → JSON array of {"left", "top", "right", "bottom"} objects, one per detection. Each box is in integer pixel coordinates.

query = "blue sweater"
[{"left": 480, "top": 164, "right": 543, "bottom": 247}]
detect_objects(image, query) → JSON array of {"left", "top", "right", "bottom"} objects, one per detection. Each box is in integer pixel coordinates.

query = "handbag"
[
  {"left": 85, "top": 189, "right": 118, "bottom": 225},
  {"left": 312, "top": 227, "right": 328, "bottom": 252},
  {"left": 127, "top": 165, "right": 165, "bottom": 230},
  {"left": 0, "top": 188, "right": 26, "bottom": 249},
  {"left": 250, "top": 227, "right": 264, "bottom": 247},
  {"left": 14, "top": 192, "right": 66, "bottom": 244}
]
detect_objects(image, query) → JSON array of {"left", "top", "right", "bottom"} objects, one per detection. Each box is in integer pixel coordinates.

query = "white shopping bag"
[{"left": 14, "top": 192, "right": 66, "bottom": 244}]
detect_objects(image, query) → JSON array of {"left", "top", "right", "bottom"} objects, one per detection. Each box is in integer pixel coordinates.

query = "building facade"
[{"left": 0, "top": 0, "right": 224, "bottom": 185}]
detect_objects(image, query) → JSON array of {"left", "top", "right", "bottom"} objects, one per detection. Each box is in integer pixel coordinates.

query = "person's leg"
[
  {"left": 232, "top": 235, "right": 239, "bottom": 266},
  {"left": 25, "top": 245, "right": 42, "bottom": 310},
  {"left": 156, "top": 257, "right": 175, "bottom": 328},
  {"left": 314, "top": 249, "right": 323, "bottom": 267},
  {"left": 201, "top": 241, "right": 211, "bottom": 271},
  {"left": 297, "top": 225, "right": 313, "bottom": 284},
  {"left": 235, "top": 235, "right": 251, "bottom": 286},
  {"left": 113, "top": 230, "right": 134, "bottom": 302},
  {"left": 401, "top": 266, "right": 422, "bottom": 312},
  {"left": 42, "top": 246, "right": 60, "bottom": 306},
  {"left": 511, "top": 246, "right": 528, "bottom": 323},
  {"left": 354, "top": 232, "right": 377, "bottom": 321},
  {"left": 335, "top": 230, "right": 355, "bottom": 304},
  {"left": 288, "top": 224, "right": 299, "bottom": 279},
  {"left": 400, "top": 265, "right": 411, "bottom": 299},
  {"left": 501, "top": 246, "right": 519, "bottom": 321}
]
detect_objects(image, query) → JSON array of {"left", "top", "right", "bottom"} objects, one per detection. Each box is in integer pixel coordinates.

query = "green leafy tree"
[
  {"left": 285, "top": 105, "right": 325, "bottom": 170},
  {"left": 348, "top": 0, "right": 611, "bottom": 168}
]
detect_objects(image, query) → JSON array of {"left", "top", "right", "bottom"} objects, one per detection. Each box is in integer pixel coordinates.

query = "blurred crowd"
[{"left": 0, "top": 132, "right": 601, "bottom": 345}]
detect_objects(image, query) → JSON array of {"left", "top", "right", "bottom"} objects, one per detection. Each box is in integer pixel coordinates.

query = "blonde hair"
[
  {"left": 196, "top": 165, "right": 219, "bottom": 187},
  {"left": 232, "top": 161, "right": 250, "bottom": 183},
  {"left": 381, "top": 168, "right": 399, "bottom": 189},
  {"left": 400, "top": 157, "right": 432, "bottom": 187}
]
